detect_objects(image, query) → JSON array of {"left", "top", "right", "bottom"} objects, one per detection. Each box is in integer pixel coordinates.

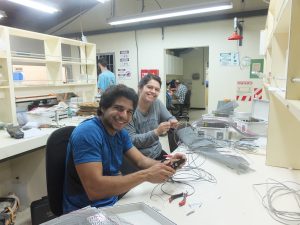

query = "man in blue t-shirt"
[
  {"left": 63, "top": 84, "right": 186, "bottom": 213},
  {"left": 97, "top": 58, "right": 116, "bottom": 94}
]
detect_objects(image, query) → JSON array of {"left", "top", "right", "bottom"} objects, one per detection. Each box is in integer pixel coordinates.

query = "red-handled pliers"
[
  {"left": 169, "top": 192, "right": 188, "bottom": 206},
  {"left": 179, "top": 193, "right": 187, "bottom": 207}
]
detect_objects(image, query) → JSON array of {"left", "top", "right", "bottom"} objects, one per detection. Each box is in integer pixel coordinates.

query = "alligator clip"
[
  {"left": 179, "top": 193, "right": 187, "bottom": 207},
  {"left": 169, "top": 192, "right": 184, "bottom": 203}
]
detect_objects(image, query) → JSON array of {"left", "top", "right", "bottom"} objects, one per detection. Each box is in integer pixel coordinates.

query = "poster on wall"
[
  {"left": 140, "top": 69, "right": 159, "bottom": 78},
  {"left": 236, "top": 80, "right": 253, "bottom": 101},
  {"left": 219, "top": 52, "right": 239, "bottom": 66},
  {"left": 118, "top": 50, "right": 131, "bottom": 80},
  {"left": 117, "top": 68, "right": 132, "bottom": 80},
  {"left": 250, "top": 59, "right": 264, "bottom": 79}
]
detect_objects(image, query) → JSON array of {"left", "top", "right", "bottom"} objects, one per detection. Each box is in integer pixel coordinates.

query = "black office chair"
[
  {"left": 46, "top": 126, "right": 76, "bottom": 216},
  {"left": 173, "top": 90, "right": 191, "bottom": 121}
]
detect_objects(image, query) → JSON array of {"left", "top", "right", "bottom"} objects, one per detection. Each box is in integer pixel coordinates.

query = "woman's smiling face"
[{"left": 139, "top": 79, "right": 161, "bottom": 103}]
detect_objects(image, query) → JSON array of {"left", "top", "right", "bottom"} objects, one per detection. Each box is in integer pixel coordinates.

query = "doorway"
[{"left": 164, "top": 47, "right": 209, "bottom": 110}]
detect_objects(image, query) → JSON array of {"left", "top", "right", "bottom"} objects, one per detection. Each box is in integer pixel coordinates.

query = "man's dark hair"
[
  {"left": 97, "top": 84, "right": 138, "bottom": 116},
  {"left": 138, "top": 74, "right": 162, "bottom": 89},
  {"left": 98, "top": 58, "right": 108, "bottom": 67}
]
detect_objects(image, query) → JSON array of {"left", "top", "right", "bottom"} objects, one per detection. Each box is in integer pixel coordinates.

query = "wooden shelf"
[
  {"left": 14, "top": 82, "right": 96, "bottom": 88},
  {"left": 286, "top": 99, "right": 300, "bottom": 122},
  {"left": 12, "top": 56, "right": 47, "bottom": 64},
  {"left": 0, "top": 25, "right": 97, "bottom": 124},
  {"left": 265, "top": 0, "right": 300, "bottom": 169}
]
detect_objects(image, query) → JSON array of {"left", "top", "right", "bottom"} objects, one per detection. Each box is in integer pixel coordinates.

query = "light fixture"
[
  {"left": 8, "top": 0, "right": 59, "bottom": 14},
  {"left": 228, "top": 17, "right": 243, "bottom": 46},
  {"left": 108, "top": 0, "right": 232, "bottom": 25},
  {"left": 109, "top": 1, "right": 232, "bottom": 25},
  {"left": 0, "top": 10, "right": 7, "bottom": 19},
  {"left": 97, "top": 0, "right": 110, "bottom": 3}
]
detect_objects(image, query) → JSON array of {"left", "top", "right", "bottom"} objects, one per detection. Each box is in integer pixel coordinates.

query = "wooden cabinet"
[
  {"left": 264, "top": 0, "right": 300, "bottom": 169},
  {"left": 0, "top": 25, "right": 97, "bottom": 125}
]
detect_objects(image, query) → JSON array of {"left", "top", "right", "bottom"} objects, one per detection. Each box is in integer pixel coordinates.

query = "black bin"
[{"left": 30, "top": 196, "right": 56, "bottom": 225}]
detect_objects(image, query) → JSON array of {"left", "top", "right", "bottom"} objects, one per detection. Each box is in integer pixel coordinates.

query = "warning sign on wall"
[
  {"left": 253, "top": 87, "right": 263, "bottom": 99},
  {"left": 236, "top": 81, "right": 253, "bottom": 101},
  {"left": 140, "top": 69, "right": 159, "bottom": 78}
]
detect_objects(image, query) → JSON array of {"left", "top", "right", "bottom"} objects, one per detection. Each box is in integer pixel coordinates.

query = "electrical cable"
[
  {"left": 253, "top": 179, "right": 300, "bottom": 225},
  {"left": 149, "top": 152, "right": 217, "bottom": 202},
  {"left": 134, "top": 30, "right": 140, "bottom": 83},
  {"left": 153, "top": 0, "right": 162, "bottom": 9}
]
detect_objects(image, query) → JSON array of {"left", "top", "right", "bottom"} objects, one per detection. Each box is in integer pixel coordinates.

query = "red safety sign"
[
  {"left": 140, "top": 69, "right": 159, "bottom": 78},
  {"left": 236, "top": 95, "right": 252, "bottom": 101},
  {"left": 236, "top": 81, "right": 253, "bottom": 101},
  {"left": 253, "top": 88, "right": 263, "bottom": 99}
]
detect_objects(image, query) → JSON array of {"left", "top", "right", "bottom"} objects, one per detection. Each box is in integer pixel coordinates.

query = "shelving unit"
[
  {"left": 0, "top": 25, "right": 97, "bottom": 125},
  {"left": 264, "top": 0, "right": 300, "bottom": 169}
]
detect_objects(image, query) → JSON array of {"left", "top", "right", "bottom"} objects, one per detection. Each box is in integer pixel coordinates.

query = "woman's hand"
[
  {"left": 169, "top": 119, "right": 178, "bottom": 129},
  {"left": 154, "top": 121, "right": 171, "bottom": 136}
]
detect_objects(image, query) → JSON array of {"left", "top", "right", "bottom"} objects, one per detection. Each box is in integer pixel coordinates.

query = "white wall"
[
  {"left": 181, "top": 48, "right": 207, "bottom": 109},
  {"left": 88, "top": 16, "right": 266, "bottom": 112}
]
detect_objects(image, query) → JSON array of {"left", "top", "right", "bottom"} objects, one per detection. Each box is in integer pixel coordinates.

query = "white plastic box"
[
  {"left": 233, "top": 99, "right": 269, "bottom": 136},
  {"left": 197, "top": 127, "right": 229, "bottom": 140}
]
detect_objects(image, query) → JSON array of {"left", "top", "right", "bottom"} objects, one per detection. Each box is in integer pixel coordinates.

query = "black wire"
[{"left": 153, "top": 0, "right": 162, "bottom": 9}]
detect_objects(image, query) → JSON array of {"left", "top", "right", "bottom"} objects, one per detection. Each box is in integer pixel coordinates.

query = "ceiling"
[{"left": 0, "top": 0, "right": 269, "bottom": 38}]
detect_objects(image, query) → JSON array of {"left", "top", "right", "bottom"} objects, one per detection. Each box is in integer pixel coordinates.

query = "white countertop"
[
  {"left": 0, "top": 116, "right": 86, "bottom": 161},
  {"left": 117, "top": 146, "right": 300, "bottom": 225}
]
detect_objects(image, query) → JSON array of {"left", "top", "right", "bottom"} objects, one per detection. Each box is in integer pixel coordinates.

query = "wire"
[
  {"left": 253, "top": 179, "right": 300, "bottom": 225},
  {"left": 149, "top": 152, "right": 217, "bottom": 202},
  {"left": 134, "top": 30, "right": 140, "bottom": 84},
  {"left": 153, "top": 0, "right": 162, "bottom": 9}
]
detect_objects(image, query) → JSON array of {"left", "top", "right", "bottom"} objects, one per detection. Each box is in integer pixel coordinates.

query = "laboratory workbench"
[{"left": 117, "top": 146, "right": 300, "bottom": 225}]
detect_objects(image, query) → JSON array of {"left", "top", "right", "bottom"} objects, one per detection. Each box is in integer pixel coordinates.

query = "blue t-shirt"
[
  {"left": 63, "top": 117, "right": 132, "bottom": 213},
  {"left": 97, "top": 70, "right": 116, "bottom": 92}
]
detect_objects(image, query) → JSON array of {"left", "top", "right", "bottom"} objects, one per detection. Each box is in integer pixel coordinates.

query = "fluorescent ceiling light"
[
  {"left": 8, "top": 0, "right": 59, "bottom": 14},
  {"left": 97, "top": 0, "right": 110, "bottom": 3},
  {"left": 108, "top": 0, "right": 232, "bottom": 25}
]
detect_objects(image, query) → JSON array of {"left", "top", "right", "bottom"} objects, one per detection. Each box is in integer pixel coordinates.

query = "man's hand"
[
  {"left": 164, "top": 153, "right": 187, "bottom": 170},
  {"left": 145, "top": 163, "right": 175, "bottom": 183},
  {"left": 154, "top": 121, "right": 171, "bottom": 136}
]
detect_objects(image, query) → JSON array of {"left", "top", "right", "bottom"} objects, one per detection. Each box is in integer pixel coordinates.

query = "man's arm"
[
  {"left": 124, "top": 146, "right": 159, "bottom": 169},
  {"left": 75, "top": 149, "right": 175, "bottom": 201}
]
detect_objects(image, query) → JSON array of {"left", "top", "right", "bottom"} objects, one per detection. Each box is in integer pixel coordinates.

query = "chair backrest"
[
  {"left": 184, "top": 90, "right": 191, "bottom": 107},
  {"left": 46, "top": 126, "right": 75, "bottom": 216}
]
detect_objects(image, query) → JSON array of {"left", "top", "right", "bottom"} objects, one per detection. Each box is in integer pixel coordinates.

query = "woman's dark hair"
[
  {"left": 138, "top": 74, "right": 162, "bottom": 89},
  {"left": 97, "top": 84, "right": 138, "bottom": 116}
]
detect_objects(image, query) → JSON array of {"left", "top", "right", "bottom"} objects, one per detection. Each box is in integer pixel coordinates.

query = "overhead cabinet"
[
  {"left": 264, "top": 0, "right": 300, "bottom": 169},
  {"left": 0, "top": 25, "right": 97, "bottom": 125}
]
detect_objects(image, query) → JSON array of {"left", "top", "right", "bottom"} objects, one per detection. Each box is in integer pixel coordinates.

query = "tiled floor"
[{"left": 160, "top": 109, "right": 207, "bottom": 153}]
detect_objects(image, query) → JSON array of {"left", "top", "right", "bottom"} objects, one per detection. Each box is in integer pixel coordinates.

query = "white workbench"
[
  {"left": 0, "top": 117, "right": 86, "bottom": 225},
  {"left": 0, "top": 117, "right": 85, "bottom": 161},
  {"left": 117, "top": 146, "right": 300, "bottom": 225}
]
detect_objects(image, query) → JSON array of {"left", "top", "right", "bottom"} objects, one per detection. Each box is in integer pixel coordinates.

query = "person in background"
[
  {"left": 173, "top": 80, "right": 188, "bottom": 104},
  {"left": 125, "top": 74, "right": 178, "bottom": 161},
  {"left": 63, "top": 84, "right": 186, "bottom": 213},
  {"left": 97, "top": 58, "right": 116, "bottom": 94}
]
